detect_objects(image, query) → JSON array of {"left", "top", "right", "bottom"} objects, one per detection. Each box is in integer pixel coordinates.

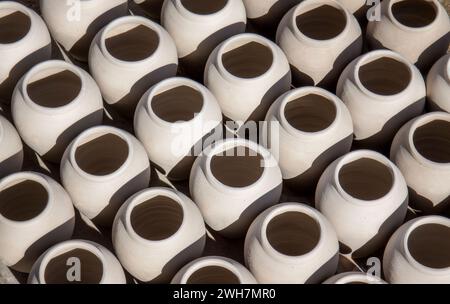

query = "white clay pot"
[
  {"left": 263, "top": 86, "right": 353, "bottom": 191},
  {"left": 276, "top": 0, "right": 363, "bottom": 88},
  {"left": 89, "top": 16, "right": 178, "bottom": 117},
  {"left": 60, "top": 126, "right": 151, "bottom": 227},
  {"left": 171, "top": 256, "right": 257, "bottom": 284},
  {"left": 383, "top": 215, "right": 450, "bottom": 284},
  {"left": 0, "top": 172, "right": 75, "bottom": 273},
  {"left": 12, "top": 60, "right": 104, "bottom": 163},
  {"left": 0, "top": 1, "right": 51, "bottom": 101},
  {"left": 316, "top": 150, "right": 409, "bottom": 258},
  {"left": 204, "top": 33, "right": 291, "bottom": 125},
  {"left": 427, "top": 54, "right": 450, "bottom": 112},
  {"left": 335, "top": 0, "right": 368, "bottom": 21},
  {"left": 112, "top": 187, "right": 206, "bottom": 283},
  {"left": 337, "top": 50, "right": 426, "bottom": 150},
  {"left": 0, "top": 114, "right": 23, "bottom": 179},
  {"left": 244, "top": 202, "right": 339, "bottom": 284},
  {"left": 134, "top": 77, "right": 223, "bottom": 181},
  {"left": 190, "top": 138, "right": 283, "bottom": 238},
  {"left": 323, "top": 272, "right": 387, "bottom": 284},
  {"left": 130, "top": 0, "right": 165, "bottom": 21},
  {"left": 390, "top": 112, "right": 450, "bottom": 214},
  {"left": 40, "top": 0, "right": 128, "bottom": 62},
  {"left": 366, "top": 0, "right": 450, "bottom": 71}
]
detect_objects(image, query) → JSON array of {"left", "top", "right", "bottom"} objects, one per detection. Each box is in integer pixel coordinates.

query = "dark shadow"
[
  {"left": 203, "top": 227, "right": 245, "bottom": 265},
  {"left": 102, "top": 104, "right": 134, "bottom": 133},
  {"left": 408, "top": 187, "right": 450, "bottom": 215},
  {"left": 0, "top": 150, "right": 24, "bottom": 179},
  {"left": 21, "top": 144, "right": 60, "bottom": 182},
  {"left": 305, "top": 252, "right": 339, "bottom": 284},
  {"left": 337, "top": 254, "right": 361, "bottom": 273},
  {"left": 129, "top": 0, "right": 165, "bottom": 22},
  {"left": 427, "top": 99, "right": 446, "bottom": 112}
]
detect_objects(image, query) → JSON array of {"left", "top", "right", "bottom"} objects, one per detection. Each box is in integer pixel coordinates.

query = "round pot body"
[
  {"left": 244, "top": 202, "right": 339, "bottom": 284},
  {"left": 0, "top": 172, "right": 75, "bottom": 273},
  {"left": 427, "top": 54, "right": 450, "bottom": 113},
  {"left": 323, "top": 272, "right": 387, "bottom": 284},
  {"left": 337, "top": 50, "right": 426, "bottom": 151},
  {"left": 335, "top": 0, "right": 368, "bottom": 21},
  {"left": 315, "top": 150, "right": 409, "bottom": 258},
  {"left": 40, "top": 0, "right": 128, "bottom": 62},
  {"left": 112, "top": 187, "right": 206, "bottom": 283},
  {"left": 131, "top": 0, "right": 165, "bottom": 21},
  {"left": 134, "top": 77, "right": 223, "bottom": 181},
  {"left": 276, "top": 0, "right": 363, "bottom": 89},
  {"left": 190, "top": 138, "right": 283, "bottom": 238},
  {"left": 28, "top": 240, "right": 126, "bottom": 284},
  {"left": 171, "top": 256, "right": 257, "bottom": 284},
  {"left": 366, "top": 0, "right": 450, "bottom": 71},
  {"left": 0, "top": 1, "right": 51, "bottom": 101},
  {"left": 204, "top": 33, "right": 291, "bottom": 126},
  {"left": 263, "top": 86, "right": 353, "bottom": 191},
  {"left": 60, "top": 126, "right": 151, "bottom": 227},
  {"left": 89, "top": 16, "right": 178, "bottom": 117},
  {"left": 390, "top": 112, "right": 450, "bottom": 214},
  {"left": 12, "top": 60, "right": 104, "bottom": 163},
  {"left": 161, "top": 0, "right": 247, "bottom": 79},
  {"left": 383, "top": 215, "right": 450, "bottom": 284},
  {"left": 0, "top": 114, "right": 23, "bottom": 178}
]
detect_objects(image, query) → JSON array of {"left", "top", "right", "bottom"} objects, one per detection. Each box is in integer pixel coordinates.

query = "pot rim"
[
  {"left": 0, "top": 1, "right": 33, "bottom": 49},
  {"left": 331, "top": 272, "right": 385, "bottom": 284},
  {"left": 178, "top": 256, "right": 244, "bottom": 284},
  {"left": 173, "top": 0, "right": 233, "bottom": 21},
  {"left": 387, "top": 0, "right": 441, "bottom": 32}
]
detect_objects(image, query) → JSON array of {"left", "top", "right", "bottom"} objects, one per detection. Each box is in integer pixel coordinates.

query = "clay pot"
[
  {"left": 0, "top": 1, "right": 51, "bottom": 101},
  {"left": 0, "top": 114, "right": 23, "bottom": 179},
  {"left": 390, "top": 112, "right": 450, "bottom": 214},
  {"left": 89, "top": 16, "right": 178, "bottom": 117},
  {"left": 190, "top": 138, "right": 283, "bottom": 238},
  {"left": 130, "top": 0, "right": 165, "bottom": 21},
  {"left": 277, "top": 0, "right": 363, "bottom": 89},
  {"left": 161, "top": 0, "right": 247, "bottom": 79},
  {"left": 337, "top": 50, "right": 426, "bottom": 151},
  {"left": 366, "top": 0, "right": 450, "bottom": 71},
  {"left": 0, "top": 172, "right": 75, "bottom": 273},
  {"left": 323, "top": 272, "right": 387, "bottom": 284},
  {"left": 60, "top": 126, "right": 151, "bottom": 227},
  {"left": 263, "top": 86, "right": 353, "bottom": 191},
  {"left": 28, "top": 240, "right": 126, "bottom": 284},
  {"left": 383, "top": 215, "right": 450, "bottom": 284},
  {"left": 427, "top": 54, "right": 450, "bottom": 112},
  {"left": 12, "top": 60, "right": 104, "bottom": 163},
  {"left": 336, "top": 0, "right": 368, "bottom": 22},
  {"left": 112, "top": 187, "right": 206, "bottom": 283},
  {"left": 316, "top": 150, "right": 409, "bottom": 258},
  {"left": 40, "top": 0, "right": 128, "bottom": 62},
  {"left": 244, "top": 203, "right": 339, "bottom": 284},
  {"left": 134, "top": 77, "right": 222, "bottom": 181},
  {"left": 171, "top": 256, "right": 257, "bottom": 284}
]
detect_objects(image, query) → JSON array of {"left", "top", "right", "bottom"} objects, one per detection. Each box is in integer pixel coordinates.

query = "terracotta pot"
[
  {"left": 316, "top": 150, "right": 409, "bottom": 258},
  {"left": 0, "top": 114, "right": 23, "bottom": 179},
  {"left": 12, "top": 60, "right": 104, "bottom": 163},
  {"left": 337, "top": 50, "right": 426, "bottom": 151},
  {"left": 40, "top": 0, "right": 128, "bottom": 62},
  {"left": 323, "top": 272, "right": 387, "bottom": 284},
  {"left": 244, "top": 202, "right": 339, "bottom": 284},
  {"left": 130, "top": 0, "right": 165, "bottom": 21},
  {"left": 427, "top": 54, "right": 450, "bottom": 112},
  {"left": 0, "top": 1, "right": 51, "bottom": 101},
  {"left": 277, "top": 0, "right": 363, "bottom": 88},
  {"left": 28, "top": 240, "right": 126, "bottom": 284},
  {"left": 383, "top": 215, "right": 450, "bottom": 284},
  {"left": 0, "top": 172, "right": 75, "bottom": 273},
  {"left": 112, "top": 187, "right": 206, "bottom": 283},
  {"left": 134, "top": 77, "right": 222, "bottom": 181},
  {"left": 60, "top": 126, "right": 151, "bottom": 227},
  {"left": 190, "top": 138, "right": 283, "bottom": 238},
  {"left": 390, "top": 112, "right": 450, "bottom": 214}
]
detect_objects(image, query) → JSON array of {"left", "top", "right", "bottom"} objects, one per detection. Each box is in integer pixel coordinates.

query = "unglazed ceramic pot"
[
  {"left": 0, "top": 114, "right": 23, "bottom": 179},
  {"left": 336, "top": 0, "right": 368, "bottom": 21},
  {"left": 171, "top": 256, "right": 257, "bottom": 284},
  {"left": 134, "top": 77, "right": 222, "bottom": 181},
  {"left": 89, "top": 16, "right": 178, "bottom": 117},
  {"left": 40, "top": 0, "right": 128, "bottom": 62},
  {"left": 161, "top": 0, "right": 247, "bottom": 79},
  {"left": 276, "top": 0, "right": 363, "bottom": 88},
  {"left": 323, "top": 272, "right": 387, "bottom": 284},
  {"left": 112, "top": 187, "right": 206, "bottom": 283},
  {"left": 0, "top": 172, "right": 75, "bottom": 273},
  {"left": 28, "top": 240, "right": 126, "bottom": 284},
  {"left": 205, "top": 33, "right": 291, "bottom": 126},
  {"left": 131, "top": 0, "right": 165, "bottom": 21},
  {"left": 383, "top": 216, "right": 450, "bottom": 284},
  {"left": 0, "top": 1, "right": 51, "bottom": 101},
  {"left": 427, "top": 54, "right": 450, "bottom": 112},
  {"left": 367, "top": 0, "right": 450, "bottom": 71},
  {"left": 190, "top": 138, "right": 282, "bottom": 238},
  {"left": 263, "top": 86, "right": 353, "bottom": 191},
  {"left": 316, "top": 150, "right": 409, "bottom": 258},
  {"left": 60, "top": 126, "right": 151, "bottom": 227},
  {"left": 12, "top": 60, "right": 104, "bottom": 163},
  {"left": 390, "top": 112, "right": 450, "bottom": 214},
  {"left": 244, "top": 203, "right": 339, "bottom": 284},
  {"left": 337, "top": 50, "right": 426, "bottom": 151}
]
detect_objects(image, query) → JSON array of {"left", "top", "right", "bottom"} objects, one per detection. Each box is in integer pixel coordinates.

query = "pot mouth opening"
[
  {"left": 186, "top": 265, "right": 241, "bottom": 284},
  {"left": 413, "top": 120, "right": 450, "bottom": 164},
  {"left": 0, "top": 7, "right": 31, "bottom": 44},
  {"left": 391, "top": 0, "right": 437, "bottom": 28},
  {"left": 180, "top": 0, "right": 228, "bottom": 15}
]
